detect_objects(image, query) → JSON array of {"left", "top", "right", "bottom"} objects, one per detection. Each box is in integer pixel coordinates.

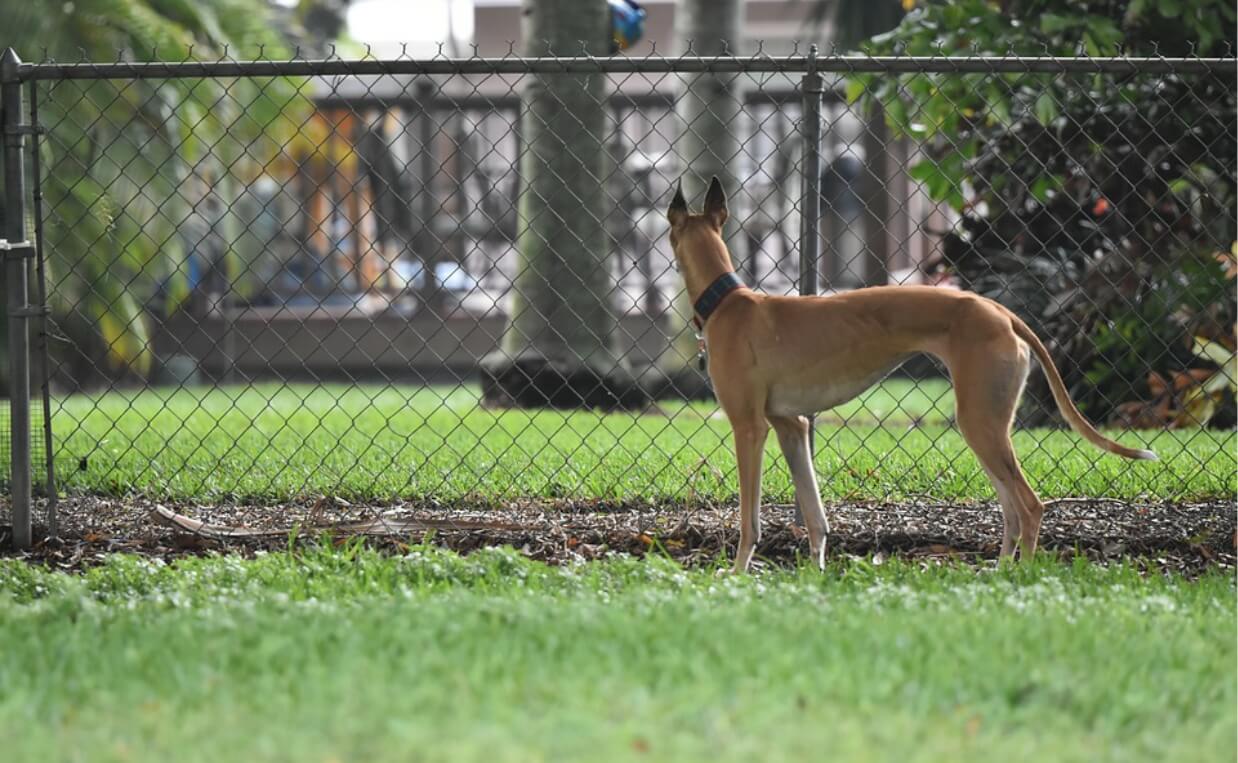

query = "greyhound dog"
[{"left": 667, "top": 177, "right": 1156, "bottom": 573}]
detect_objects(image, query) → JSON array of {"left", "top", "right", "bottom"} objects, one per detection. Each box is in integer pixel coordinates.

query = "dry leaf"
[
  {"left": 1216, "top": 245, "right": 1237, "bottom": 280},
  {"left": 1146, "top": 371, "right": 1169, "bottom": 397}
]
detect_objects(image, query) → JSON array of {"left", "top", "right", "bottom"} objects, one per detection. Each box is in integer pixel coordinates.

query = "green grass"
[
  {"left": 0, "top": 549, "right": 1232, "bottom": 762},
  {"left": 50, "top": 381, "right": 1234, "bottom": 502}
]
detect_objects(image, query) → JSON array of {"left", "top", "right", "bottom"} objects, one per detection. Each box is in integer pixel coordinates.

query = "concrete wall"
[{"left": 156, "top": 309, "right": 673, "bottom": 383}]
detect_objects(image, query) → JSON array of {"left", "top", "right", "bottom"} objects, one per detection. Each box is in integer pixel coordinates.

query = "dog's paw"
[
  {"left": 811, "top": 547, "right": 828, "bottom": 572},
  {"left": 718, "top": 561, "right": 757, "bottom": 577},
  {"left": 724, "top": 558, "right": 766, "bottom": 576}
]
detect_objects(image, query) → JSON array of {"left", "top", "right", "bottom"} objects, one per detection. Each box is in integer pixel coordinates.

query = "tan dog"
[{"left": 667, "top": 177, "right": 1156, "bottom": 573}]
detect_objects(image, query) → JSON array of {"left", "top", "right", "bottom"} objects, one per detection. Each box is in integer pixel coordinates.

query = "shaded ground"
[{"left": 2, "top": 496, "right": 1233, "bottom": 577}]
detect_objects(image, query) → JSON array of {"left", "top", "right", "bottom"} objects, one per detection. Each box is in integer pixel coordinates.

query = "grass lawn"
[
  {"left": 0, "top": 549, "right": 1231, "bottom": 762},
  {"left": 49, "top": 380, "right": 1234, "bottom": 503}
]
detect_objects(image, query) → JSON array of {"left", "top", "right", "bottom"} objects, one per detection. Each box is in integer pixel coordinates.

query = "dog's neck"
[{"left": 676, "top": 227, "right": 740, "bottom": 305}]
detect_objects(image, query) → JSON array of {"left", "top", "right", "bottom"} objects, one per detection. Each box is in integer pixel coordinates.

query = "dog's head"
[{"left": 665, "top": 176, "right": 733, "bottom": 287}]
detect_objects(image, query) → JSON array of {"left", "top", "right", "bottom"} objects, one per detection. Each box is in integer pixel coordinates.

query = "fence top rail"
[{"left": 11, "top": 53, "right": 1236, "bottom": 81}]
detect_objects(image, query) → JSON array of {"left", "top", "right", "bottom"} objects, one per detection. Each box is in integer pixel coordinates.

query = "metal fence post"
[
  {"left": 413, "top": 77, "right": 437, "bottom": 307},
  {"left": 800, "top": 46, "right": 824, "bottom": 301},
  {"left": 797, "top": 45, "right": 825, "bottom": 524},
  {"left": 29, "top": 79, "right": 57, "bottom": 538},
  {"left": 2, "top": 48, "right": 32, "bottom": 549}
]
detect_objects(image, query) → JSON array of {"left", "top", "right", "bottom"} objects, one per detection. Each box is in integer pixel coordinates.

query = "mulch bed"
[{"left": 2, "top": 495, "right": 1234, "bottom": 577}]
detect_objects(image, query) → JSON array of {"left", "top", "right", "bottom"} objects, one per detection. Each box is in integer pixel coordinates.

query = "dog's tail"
[{"left": 1008, "top": 314, "right": 1158, "bottom": 461}]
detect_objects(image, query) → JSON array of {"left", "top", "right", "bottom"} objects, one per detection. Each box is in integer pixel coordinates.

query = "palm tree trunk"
[
  {"left": 657, "top": 0, "right": 744, "bottom": 398},
  {"left": 861, "top": 105, "right": 891, "bottom": 287},
  {"left": 481, "top": 0, "right": 643, "bottom": 409}
]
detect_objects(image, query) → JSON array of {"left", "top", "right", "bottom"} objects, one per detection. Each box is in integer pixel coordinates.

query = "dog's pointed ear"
[
  {"left": 667, "top": 179, "right": 688, "bottom": 226},
  {"left": 703, "top": 176, "right": 728, "bottom": 228}
]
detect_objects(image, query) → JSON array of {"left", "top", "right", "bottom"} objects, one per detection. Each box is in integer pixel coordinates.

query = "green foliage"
[
  {"left": 0, "top": 0, "right": 303, "bottom": 380},
  {"left": 1086, "top": 248, "right": 1233, "bottom": 405},
  {"left": 853, "top": 0, "right": 1234, "bottom": 200},
  {"left": 848, "top": 0, "right": 1237, "bottom": 426}
]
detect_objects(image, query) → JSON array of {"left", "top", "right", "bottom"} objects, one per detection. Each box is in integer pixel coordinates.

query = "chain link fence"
[{"left": 0, "top": 49, "right": 1234, "bottom": 547}]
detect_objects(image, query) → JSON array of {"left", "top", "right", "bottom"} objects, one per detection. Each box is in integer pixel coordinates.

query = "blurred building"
[
  {"left": 202, "top": 0, "right": 948, "bottom": 380},
  {"left": 473, "top": 0, "right": 817, "bottom": 57}
]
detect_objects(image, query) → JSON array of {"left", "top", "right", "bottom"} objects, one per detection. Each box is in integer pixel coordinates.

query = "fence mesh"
[{"left": 7, "top": 51, "right": 1236, "bottom": 537}]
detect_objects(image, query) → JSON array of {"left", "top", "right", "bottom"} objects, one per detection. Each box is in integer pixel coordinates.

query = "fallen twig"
[{"left": 150, "top": 504, "right": 527, "bottom": 539}]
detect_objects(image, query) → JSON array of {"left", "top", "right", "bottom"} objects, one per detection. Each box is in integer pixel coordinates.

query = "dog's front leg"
[{"left": 731, "top": 418, "right": 770, "bottom": 573}]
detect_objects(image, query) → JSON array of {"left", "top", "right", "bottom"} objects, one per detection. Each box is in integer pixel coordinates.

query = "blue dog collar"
[{"left": 692, "top": 272, "right": 745, "bottom": 329}]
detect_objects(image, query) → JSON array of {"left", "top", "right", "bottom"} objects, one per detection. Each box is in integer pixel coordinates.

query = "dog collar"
[{"left": 692, "top": 272, "right": 745, "bottom": 329}]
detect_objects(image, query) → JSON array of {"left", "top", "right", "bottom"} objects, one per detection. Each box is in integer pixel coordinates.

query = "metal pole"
[
  {"left": 414, "top": 78, "right": 437, "bottom": 309},
  {"left": 797, "top": 45, "right": 824, "bottom": 525},
  {"left": 2, "top": 48, "right": 32, "bottom": 549},
  {"left": 800, "top": 46, "right": 824, "bottom": 301},
  {"left": 28, "top": 78, "right": 56, "bottom": 538},
  {"left": 13, "top": 55, "right": 1233, "bottom": 81}
]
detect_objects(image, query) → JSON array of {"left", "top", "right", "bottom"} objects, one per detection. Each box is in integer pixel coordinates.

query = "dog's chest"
[
  {"left": 765, "top": 366, "right": 898, "bottom": 417},
  {"left": 766, "top": 381, "right": 859, "bottom": 417}
]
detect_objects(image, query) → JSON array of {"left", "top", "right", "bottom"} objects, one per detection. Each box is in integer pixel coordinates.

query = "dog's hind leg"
[
  {"left": 950, "top": 339, "right": 1045, "bottom": 560},
  {"left": 769, "top": 415, "right": 829, "bottom": 569},
  {"left": 731, "top": 416, "right": 770, "bottom": 573}
]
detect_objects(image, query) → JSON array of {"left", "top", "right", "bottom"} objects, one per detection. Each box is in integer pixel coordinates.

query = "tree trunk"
[
  {"left": 657, "top": 0, "right": 744, "bottom": 399},
  {"left": 861, "top": 105, "right": 892, "bottom": 287},
  {"left": 481, "top": 0, "right": 644, "bottom": 409}
]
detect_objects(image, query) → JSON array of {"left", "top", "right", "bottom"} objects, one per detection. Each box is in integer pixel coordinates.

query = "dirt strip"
[{"left": 1, "top": 496, "right": 1234, "bottom": 577}]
